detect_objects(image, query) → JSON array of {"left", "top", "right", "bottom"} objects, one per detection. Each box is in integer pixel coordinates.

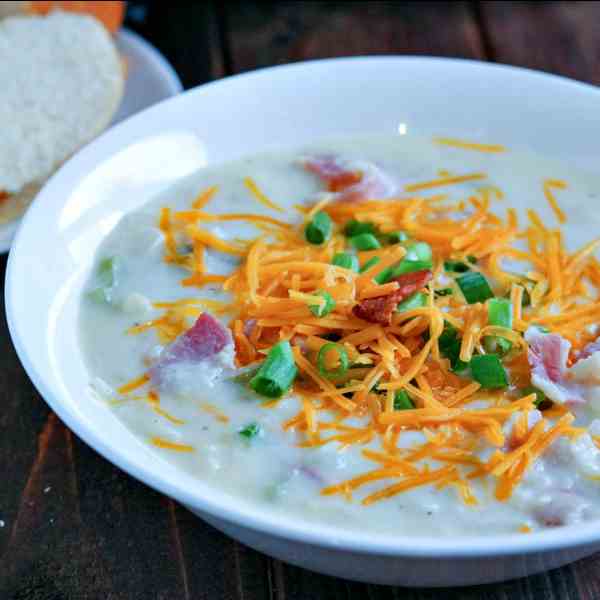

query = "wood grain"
[
  {"left": 221, "top": 1, "right": 485, "bottom": 73},
  {"left": 478, "top": 1, "right": 600, "bottom": 85},
  {"left": 3, "top": 2, "right": 600, "bottom": 599}
]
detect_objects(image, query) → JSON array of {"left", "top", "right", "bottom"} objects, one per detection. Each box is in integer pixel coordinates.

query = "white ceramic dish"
[
  {"left": 7, "top": 57, "right": 600, "bottom": 587},
  {"left": 0, "top": 27, "right": 182, "bottom": 253}
]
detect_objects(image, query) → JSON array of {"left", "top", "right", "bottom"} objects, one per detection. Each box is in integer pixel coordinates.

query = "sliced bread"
[{"left": 0, "top": 12, "right": 124, "bottom": 222}]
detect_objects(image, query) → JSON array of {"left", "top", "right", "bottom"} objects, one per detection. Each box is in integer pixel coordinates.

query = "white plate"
[
  {"left": 7, "top": 57, "right": 600, "bottom": 587},
  {"left": 0, "top": 28, "right": 182, "bottom": 253}
]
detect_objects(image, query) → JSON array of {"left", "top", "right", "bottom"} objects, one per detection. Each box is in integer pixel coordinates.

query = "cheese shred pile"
[{"left": 125, "top": 149, "right": 600, "bottom": 508}]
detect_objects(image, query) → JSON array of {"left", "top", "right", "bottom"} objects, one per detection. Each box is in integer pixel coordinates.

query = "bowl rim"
[{"left": 7, "top": 55, "right": 600, "bottom": 558}]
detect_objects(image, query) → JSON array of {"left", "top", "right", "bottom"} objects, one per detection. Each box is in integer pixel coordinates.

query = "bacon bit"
[
  {"left": 525, "top": 328, "right": 586, "bottom": 405},
  {"left": 150, "top": 313, "right": 232, "bottom": 386},
  {"left": 353, "top": 270, "right": 432, "bottom": 325},
  {"left": 304, "top": 156, "right": 363, "bottom": 191},
  {"left": 303, "top": 156, "right": 395, "bottom": 203}
]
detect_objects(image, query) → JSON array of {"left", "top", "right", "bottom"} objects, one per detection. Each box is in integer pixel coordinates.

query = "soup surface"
[{"left": 80, "top": 134, "right": 600, "bottom": 536}]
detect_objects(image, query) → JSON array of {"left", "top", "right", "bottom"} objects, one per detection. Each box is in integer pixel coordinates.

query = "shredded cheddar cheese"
[
  {"left": 433, "top": 137, "right": 506, "bottom": 153},
  {"left": 134, "top": 149, "right": 600, "bottom": 508},
  {"left": 150, "top": 437, "right": 195, "bottom": 452}
]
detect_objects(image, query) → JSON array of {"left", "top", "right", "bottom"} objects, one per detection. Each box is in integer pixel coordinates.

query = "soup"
[{"left": 79, "top": 134, "right": 600, "bottom": 536}]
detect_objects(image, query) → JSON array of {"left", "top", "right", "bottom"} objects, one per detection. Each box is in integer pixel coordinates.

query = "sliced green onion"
[
  {"left": 309, "top": 290, "right": 336, "bottom": 318},
  {"left": 438, "top": 322, "right": 468, "bottom": 373},
  {"left": 396, "top": 292, "right": 428, "bottom": 313},
  {"left": 376, "top": 256, "right": 433, "bottom": 285},
  {"left": 249, "top": 341, "right": 298, "bottom": 398},
  {"left": 317, "top": 343, "right": 349, "bottom": 379},
  {"left": 350, "top": 232, "right": 381, "bottom": 251},
  {"left": 359, "top": 256, "right": 381, "bottom": 274},
  {"left": 467, "top": 255, "right": 478, "bottom": 264},
  {"left": 444, "top": 260, "right": 471, "bottom": 273},
  {"left": 332, "top": 252, "right": 359, "bottom": 272},
  {"left": 435, "top": 288, "right": 453, "bottom": 297},
  {"left": 239, "top": 422, "right": 261, "bottom": 439},
  {"left": 344, "top": 220, "right": 377, "bottom": 238},
  {"left": 88, "top": 256, "right": 120, "bottom": 304},
  {"left": 488, "top": 298, "right": 512, "bottom": 328},
  {"left": 457, "top": 271, "right": 494, "bottom": 304},
  {"left": 438, "top": 322, "right": 459, "bottom": 350},
  {"left": 522, "top": 385, "right": 548, "bottom": 408},
  {"left": 394, "top": 390, "right": 415, "bottom": 410},
  {"left": 305, "top": 211, "right": 332, "bottom": 245},
  {"left": 483, "top": 336, "right": 513, "bottom": 356},
  {"left": 382, "top": 230, "right": 408, "bottom": 245},
  {"left": 404, "top": 241, "right": 432, "bottom": 263},
  {"left": 484, "top": 298, "right": 513, "bottom": 355},
  {"left": 470, "top": 354, "right": 508, "bottom": 389},
  {"left": 384, "top": 259, "right": 432, "bottom": 282}
]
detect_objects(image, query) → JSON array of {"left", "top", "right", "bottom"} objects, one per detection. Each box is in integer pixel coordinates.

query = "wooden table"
[{"left": 2, "top": 2, "right": 600, "bottom": 598}]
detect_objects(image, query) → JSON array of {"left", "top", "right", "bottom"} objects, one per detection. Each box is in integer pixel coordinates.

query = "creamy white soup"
[{"left": 79, "top": 134, "right": 600, "bottom": 536}]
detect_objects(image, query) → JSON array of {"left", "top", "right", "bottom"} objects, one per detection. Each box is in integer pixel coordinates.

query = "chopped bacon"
[
  {"left": 150, "top": 313, "right": 232, "bottom": 385},
  {"left": 353, "top": 270, "right": 432, "bottom": 325},
  {"left": 303, "top": 156, "right": 396, "bottom": 203},
  {"left": 524, "top": 328, "right": 586, "bottom": 405}
]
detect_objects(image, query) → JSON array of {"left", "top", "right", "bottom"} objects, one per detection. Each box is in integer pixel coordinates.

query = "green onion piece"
[
  {"left": 483, "top": 336, "right": 513, "bottom": 356},
  {"left": 396, "top": 292, "right": 428, "bottom": 313},
  {"left": 438, "top": 322, "right": 459, "bottom": 350},
  {"left": 394, "top": 390, "right": 415, "bottom": 410},
  {"left": 309, "top": 290, "right": 336, "bottom": 318},
  {"left": 404, "top": 241, "right": 432, "bottom": 263},
  {"left": 382, "top": 230, "right": 408, "bottom": 245},
  {"left": 522, "top": 385, "right": 548, "bottom": 408},
  {"left": 98, "top": 256, "right": 119, "bottom": 286},
  {"left": 88, "top": 256, "right": 120, "bottom": 304},
  {"left": 88, "top": 287, "right": 112, "bottom": 304},
  {"left": 305, "top": 211, "right": 332, "bottom": 245},
  {"left": 344, "top": 220, "right": 377, "bottom": 237},
  {"left": 332, "top": 252, "right": 359, "bottom": 272},
  {"left": 488, "top": 298, "right": 512, "bottom": 328},
  {"left": 467, "top": 255, "right": 478, "bottom": 264},
  {"left": 359, "top": 256, "right": 381, "bottom": 273},
  {"left": 373, "top": 265, "right": 395, "bottom": 285},
  {"left": 484, "top": 298, "right": 513, "bottom": 355},
  {"left": 249, "top": 341, "right": 298, "bottom": 398},
  {"left": 350, "top": 233, "right": 381, "bottom": 251},
  {"left": 438, "top": 322, "right": 468, "bottom": 372},
  {"left": 384, "top": 259, "right": 432, "bottom": 282},
  {"left": 457, "top": 271, "right": 494, "bottom": 304},
  {"left": 374, "top": 251, "right": 432, "bottom": 285},
  {"left": 317, "top": 343, "right": 349, "bottom": 379},
  {"left": 470, "top": 354, "right": 508, "bottom": 389},
  {"left": 239, "top": 422, "right": 261, "bottom": 439},
  {"left": 435, "top": 288, "right": 453, "bottom": 297},
  {"left": 444, "top": 260, "right": 471, "bottom": 273},
  {"left": 521, "top": 287, "right": 531, "bottom": 307}
]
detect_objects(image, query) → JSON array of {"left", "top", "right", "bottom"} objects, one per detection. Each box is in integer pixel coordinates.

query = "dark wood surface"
[{"left": 2, "top": 1, "right": 600, "bottom": 598}]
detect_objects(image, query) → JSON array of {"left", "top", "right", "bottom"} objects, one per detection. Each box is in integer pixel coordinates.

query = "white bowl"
[{"left": 7, "top": 57, "right": 600, "bottom": 587}]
